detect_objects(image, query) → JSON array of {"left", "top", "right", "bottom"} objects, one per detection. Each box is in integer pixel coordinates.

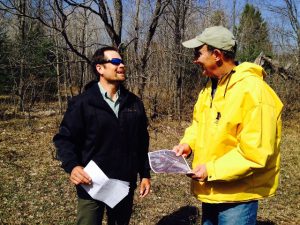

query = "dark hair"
[
  {"left": 91, "top": 46, "right": 119, "bottom": 77},
  {"left": 207, "top": 44, "right": 237, "bottom": 60}
]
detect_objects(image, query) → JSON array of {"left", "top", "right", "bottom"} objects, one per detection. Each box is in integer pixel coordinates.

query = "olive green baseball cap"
[{"left": 182, "top": 26, "right": 236, "bottom": 51}]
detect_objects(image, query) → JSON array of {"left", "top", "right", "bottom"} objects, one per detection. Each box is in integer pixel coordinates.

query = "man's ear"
[
  {"left": 213, "top": 49, "right": 222, "bottom": 61},
  {"left": 96, "top": 64, "right": 103, "bottom": 75}
]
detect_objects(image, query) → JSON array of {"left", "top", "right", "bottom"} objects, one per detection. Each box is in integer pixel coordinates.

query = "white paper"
[
  {"left": 82, "top": 160, "right": 109, "bottom": 196},
  {"left": 81, "top": 160, "right": 130, "bottom": 208},
  {"left": 96, "top": 179, "right": 129, "bottom": 208},
  {"left": 148, "top": 149, "right": 192, "bottom": 174}
]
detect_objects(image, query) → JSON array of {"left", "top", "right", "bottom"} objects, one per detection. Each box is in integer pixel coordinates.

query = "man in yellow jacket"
[{"left": 173, "top": 26, "right": 283, "bottom": 225}]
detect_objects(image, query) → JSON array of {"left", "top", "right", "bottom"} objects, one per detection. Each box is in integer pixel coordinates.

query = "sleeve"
[
  {"left": 179, "top": 95, "right": 202, "bottom": 151},
  {"left": 137, "top": 101, "right": 151, "bottom": 179},
  {"left": 53, "top": 98, "right": 85, "bottom": 173},
  {"left": 206, "top": 96, "right": 282, "bottom": 181}
]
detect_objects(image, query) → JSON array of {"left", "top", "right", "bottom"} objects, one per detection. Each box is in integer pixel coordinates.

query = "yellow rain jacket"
[{"left": 181, "top": 62, "right": 283, "bottom": 203}]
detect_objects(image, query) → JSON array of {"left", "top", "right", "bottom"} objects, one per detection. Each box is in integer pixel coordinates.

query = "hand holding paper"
[
  {"left": 173, "top": 143, "right": 192, "bottom": 158},
  {"left": 81, "top": 160, "right": 130, "bottom": 208},
  {"left": 70, "top": 166, "right": 92, "bottom": 185}
]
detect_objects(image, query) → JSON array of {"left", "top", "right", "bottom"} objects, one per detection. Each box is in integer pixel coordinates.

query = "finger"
[
  {"left": 79, "top": 173, "right": 92, "bottom": 184},
  {"left": 173, "top": 146, "right": 183, "bottom": 156},
  {"left": 190, "top": 173, "right": 202, "bottom": 181},
  {"left": 140, "top": 186, "right": 150, "bottom": 198},
  {"left": 139, "top": 189, "right": 145, "bottom": 197},
  {"left": 186, "top": 172, "right": 194, "bottom": 178},
  {"left": 143, "top": 187, "right": 150, "bottom": 197},
  {"left": 76, "top": 169, "right": 92, "bottom": 184},
  {"left": 81, "top": 177, "right": 92, "bottom": 185},
  {"left": 178, "top": 146, "right": 185, "bottom": 156},
  {"left": 172, "top": 145, "right": 179, "bottom": 153},
  {"left": 77, "top": 168, "right": 92, "bottom": 180},
  {"left": 182, "top": 153, "right": 188, "bottom": 158},
  {"left": 190, "top": 170, "right": 201, "bottom": 179},
  {"left": 71, "top": 172, "right": 91, "bottom": 185},
  {"left": 70, "top": 175, "right": 81, "bottom": 185},
  {"left": 139, "top": 183, "right": 146, "bottom": 195},
  {"left": 190, "top": 173, "right": 205, "bottom": 182}
]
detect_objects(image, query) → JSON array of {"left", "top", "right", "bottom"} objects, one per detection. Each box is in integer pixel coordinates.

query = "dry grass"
[{"left": 0, "top": 110, "right": 299, "bottom": 224}]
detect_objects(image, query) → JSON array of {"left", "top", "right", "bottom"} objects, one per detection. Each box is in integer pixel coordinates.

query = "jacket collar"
[{"left": 87, "top": 82, "right": 130, "bottom": 111}]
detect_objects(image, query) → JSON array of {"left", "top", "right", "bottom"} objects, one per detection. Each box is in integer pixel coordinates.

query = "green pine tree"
[
  {"left": 0, "top": 27, "right": 11, "bottom": 94},
  {"left": 9, "top": 18, "right": 56, "bottom": 109},
  {"left": 236, "top": 4, "right": 272, "bottom": 62}
]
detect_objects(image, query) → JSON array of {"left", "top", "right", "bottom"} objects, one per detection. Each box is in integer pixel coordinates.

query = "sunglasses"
[{"left": 99, "top": 58, "right": 124, "bottom": 66}]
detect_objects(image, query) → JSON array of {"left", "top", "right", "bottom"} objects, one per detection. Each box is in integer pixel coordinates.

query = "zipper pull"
[{"left": 216, "top": 112, "right": 221, "bottom": 120}]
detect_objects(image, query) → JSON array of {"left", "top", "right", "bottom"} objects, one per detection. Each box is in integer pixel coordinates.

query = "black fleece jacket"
[{"left": 53, "top": 83, "right": 150, "bottom": 199}]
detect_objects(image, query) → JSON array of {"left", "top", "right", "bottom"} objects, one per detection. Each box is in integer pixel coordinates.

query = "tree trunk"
[{"left": 17, "top": 0, "right": 27, "bottom": 111}]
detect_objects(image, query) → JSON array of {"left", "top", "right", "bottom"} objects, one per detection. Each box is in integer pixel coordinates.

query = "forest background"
[{"left": 0, "top": 0, "right": 299, "bottom": 224}]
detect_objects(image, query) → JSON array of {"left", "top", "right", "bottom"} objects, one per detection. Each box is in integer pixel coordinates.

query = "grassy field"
[{"left": 0, "top": 110, "right": 299, "bottom": 224}]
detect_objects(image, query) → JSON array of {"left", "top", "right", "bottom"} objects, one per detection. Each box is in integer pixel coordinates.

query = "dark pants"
[
  {"left": 76, "top": 189, "right": 134, "bottom": 225},
  {"left": 202, "top": 200, "right": 258, "bottom": 225}
]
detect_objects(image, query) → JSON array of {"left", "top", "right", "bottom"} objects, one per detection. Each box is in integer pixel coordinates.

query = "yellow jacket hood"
[{"left": 220, "top": 62, "right": 266, "bottom": 93}]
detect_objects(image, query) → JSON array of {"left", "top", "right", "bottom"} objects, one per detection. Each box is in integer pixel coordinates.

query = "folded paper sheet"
[
  {"left": 81, "top": 160, "right": 130, "bottom": 208},
  {"left": 148, "top": 149, "right": 192, "bottom": 174}
]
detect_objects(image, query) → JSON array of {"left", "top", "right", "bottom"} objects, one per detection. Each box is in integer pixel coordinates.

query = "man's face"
[
  {"left": 97, "top": 50, "right": 126, "bottom": 83},
  {"left": 193, "top": 45, "right": 218, "bottom": 78}
]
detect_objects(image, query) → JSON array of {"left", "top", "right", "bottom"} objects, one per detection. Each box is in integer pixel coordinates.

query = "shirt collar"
[{"left": 98, "top": 82, "right": 120, "bottom": 102}]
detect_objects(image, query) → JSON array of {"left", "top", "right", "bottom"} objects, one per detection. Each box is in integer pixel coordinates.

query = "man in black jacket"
[{"left": 53, "top": 46, "right": 151, "bottom": 225}]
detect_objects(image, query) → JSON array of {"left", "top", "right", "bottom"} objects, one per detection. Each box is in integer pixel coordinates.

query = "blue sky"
[
  {"left": 220, "top": 0, "right": 298, "bottom": 24},
  {"left": 219, "top": 0, "right": 299, "bottom": 49}
]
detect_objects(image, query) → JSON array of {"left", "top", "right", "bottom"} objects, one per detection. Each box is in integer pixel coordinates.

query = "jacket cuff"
[
  {"left": 206, "top": 161, "right": 216, "bottom": 181},
  {"left": 63, "top": 161, "right": 80, "bottom": 174},
  {"left": 139, "top": 170, "right": 151, "bottom": 180}
]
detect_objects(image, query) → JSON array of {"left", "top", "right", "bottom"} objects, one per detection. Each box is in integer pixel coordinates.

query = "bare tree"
[
  {"left": 261, "top": 0, "right": 299, "bottom": 65},
  {"left": 167, "top": 0, "right": 191, "bottom": 118},
  {"left": 59, "top": 0, "right": 123, "bottom": 48},
  {"left": 17, "top": 0, "right": 27, "bottom": 111},
  {"left": 130, "top": 0, "right": 170, "bottom": 99},
  {"left": 284, "top": 0, "right": 300, "bottom": 64}
]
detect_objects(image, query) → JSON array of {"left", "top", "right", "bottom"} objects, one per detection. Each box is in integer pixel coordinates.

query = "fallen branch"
[{"left": 254, "top": 52, "right": 299, "bottom": 82}]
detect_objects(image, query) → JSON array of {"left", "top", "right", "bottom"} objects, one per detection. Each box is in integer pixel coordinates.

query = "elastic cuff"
[
  {"left": 64, "top": 161, "right": 80, "bottom": 174},
  {"left": 139, "top": 170, "right": 151, "bottom": 180}
]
